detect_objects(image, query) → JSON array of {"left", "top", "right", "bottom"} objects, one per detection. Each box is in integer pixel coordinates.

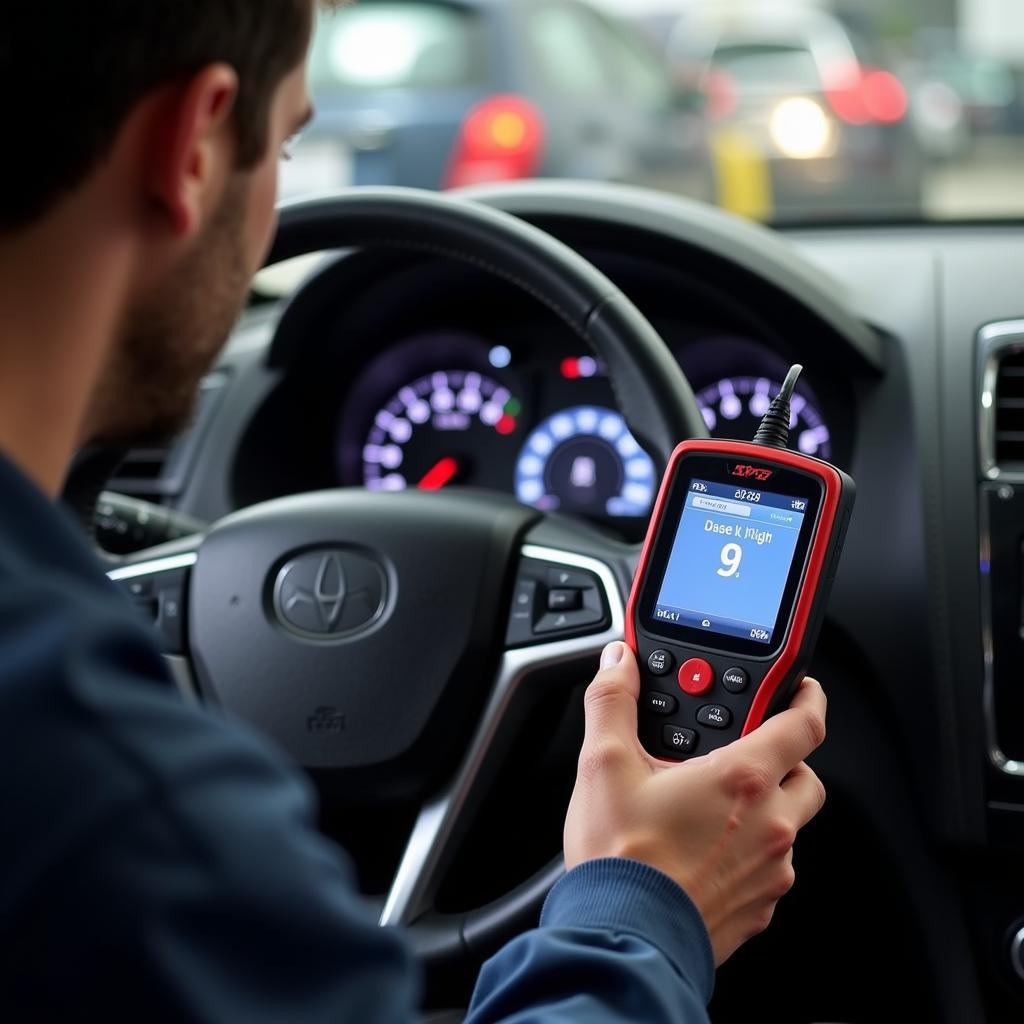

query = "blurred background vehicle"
[
  {"left": 899, "top": 57, "right": 972, "bottom": 163},
  {"left": 913, "top": 27, "right": 1020, "bottom": 138},
  {"left": 284, "top": 0, "right": 1024, "bottom": 225},
  {"left": 279, "top": 0, "right": 711, "bottom": 203},
  {"left": 664, "top": 2, "right": 925, "bottom": 220}
]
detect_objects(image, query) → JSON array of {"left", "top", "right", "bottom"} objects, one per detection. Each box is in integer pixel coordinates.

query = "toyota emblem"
[{"left": 273, "top": 549, "right": 387, "bottom": 641}]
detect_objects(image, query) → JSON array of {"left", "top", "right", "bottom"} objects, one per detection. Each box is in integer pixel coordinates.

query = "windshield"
[{"left": 286, "top": 0, "right": 1024, "bottom": 225}]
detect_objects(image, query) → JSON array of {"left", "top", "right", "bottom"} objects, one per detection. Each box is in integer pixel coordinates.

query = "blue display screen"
[{"left": 652, "top": 479, "right": 807, "bottom": 646}]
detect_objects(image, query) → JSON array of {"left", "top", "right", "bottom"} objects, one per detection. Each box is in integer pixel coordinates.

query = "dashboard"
[
  {"left": 122, "top": 181, "right": 1024, "bottom": 1022},
  {"left": 233, "top": 250, "right": 850, "bottom": 542}
]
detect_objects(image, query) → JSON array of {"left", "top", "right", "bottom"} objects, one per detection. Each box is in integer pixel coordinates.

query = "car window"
[
  {"left": 711, "top": 44, "right": 822, "bottom": 92},
  {"left": 310, "top": 3, "right": 482, "bottom": 91},
  {"left": 525, "top": 4, "right": 614, "bottom": 99}
]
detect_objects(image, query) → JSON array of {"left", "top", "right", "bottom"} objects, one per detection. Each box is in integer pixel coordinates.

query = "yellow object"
[{"left": 711, "top": 126, "right": 773, "bottom": 221}]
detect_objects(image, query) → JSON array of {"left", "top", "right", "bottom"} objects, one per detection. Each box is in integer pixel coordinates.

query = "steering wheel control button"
[
  {"left": 647, "top": 649, "right": 673, "bottom": 675},
  {"left": 118, "top": 567, "right": 190, "bottom": 655},
  {"left": 506, "top": 558, "right": 609, "bottom": 645},
  {"left": 124, "top": 577, "right": 154, "bottom": 600},
  {"left": 678, "top": 658, "right": 714, "bottom": 696},
  {"left": 548, "top": 588, "right": 582, "bottom": 612},
  {"left": 546, "top": 567, "right": 596, "bottom": 591},
  {"left": 535, "top": 606, "right": 603, "bottom": 634},
  {"left": 722, "top": 667, "right": 749, "bottom": 693},
  {"left": 506, "top": 578, "right": 538, "bottom": 646},
  {"left": 644, "top": 691, "right": 678, "bottom": 716},
  {"left": 156, "top": 581, "right": 187, "bottom": 654},
  {"left": 663, "top": 725, "right": 697, "bottom": 755},
  {"left": 696, "top": 704, "right": 732, "bottom": 729}
]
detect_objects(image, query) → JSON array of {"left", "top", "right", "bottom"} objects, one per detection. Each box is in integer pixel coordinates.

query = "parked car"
[
  {"left": 900, "top": 58, "right": 972, "bottom": 163},
  {"left": 666, "top": 3, "right": 925, "bottom": 220},
  {"left": 279, "top": 0, "right": 710, "bottom": 202},
  {"left": 913, "top": 28, "right": 1021, "bottom": 139}
]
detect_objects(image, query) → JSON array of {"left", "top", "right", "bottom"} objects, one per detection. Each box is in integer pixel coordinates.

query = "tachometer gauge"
[
  {"left": 696, "top": 376, "right": 832, "bottom": 460},
  {"left": 363, "top": 370, "right": 521, "bottom": 491},
  {"left": 515, "top": 406, "right": 656, "bottom": 517}
]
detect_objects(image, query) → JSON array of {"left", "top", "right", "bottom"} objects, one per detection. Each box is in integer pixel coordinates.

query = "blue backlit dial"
[{"left": 515, "top": 406, "right": 656, "bottom": 518}]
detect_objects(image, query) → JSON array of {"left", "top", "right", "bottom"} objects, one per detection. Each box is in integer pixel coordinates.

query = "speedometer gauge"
[
  {"left": 515, "top": 406, "right": 656, "bottom": 517},
  {"left": 363, "top": 371, "right": 521, "bottom": 491},
  {"left": 696, "top": 377, "right": 832, "bottom": 460}
]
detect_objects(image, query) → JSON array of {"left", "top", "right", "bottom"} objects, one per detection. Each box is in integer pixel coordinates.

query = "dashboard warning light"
[
  {"left": 561, "top": 356, "right": 600, "bottom": 380},
  {"left": 560, "top": 358, "right": 581, "bottom": 380}
]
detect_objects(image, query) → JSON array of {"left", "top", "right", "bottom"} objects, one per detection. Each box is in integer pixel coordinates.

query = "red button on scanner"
[{"left": 678, "top": 658, "right": 714, "bottom": 696}]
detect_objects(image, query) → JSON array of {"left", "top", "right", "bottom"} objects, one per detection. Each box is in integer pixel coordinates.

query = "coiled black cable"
[{"left": 752, "top": 364, "right": 803, "bottom": 449}]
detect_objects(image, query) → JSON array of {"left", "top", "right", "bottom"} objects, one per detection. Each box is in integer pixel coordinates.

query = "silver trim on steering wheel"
[
  {"left": 379, "top": 543, "right": 625, "bottom": 928},
  {"left": 107, "top": 552, "right": 198, "bottom": 581}
]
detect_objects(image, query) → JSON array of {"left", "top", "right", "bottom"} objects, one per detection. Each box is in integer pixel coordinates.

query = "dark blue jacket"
[{"left": 0, "top": 450, "right": 714, "bottom": 1020}]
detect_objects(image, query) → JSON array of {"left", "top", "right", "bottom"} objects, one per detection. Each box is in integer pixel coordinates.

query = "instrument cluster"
[{"left": 336, "top": 328, "right": 838, "bottom": 536}]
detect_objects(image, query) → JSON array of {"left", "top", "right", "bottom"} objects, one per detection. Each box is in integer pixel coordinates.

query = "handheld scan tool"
[{"left": 626, "top": 366, "right": 855, "bottom": 760}]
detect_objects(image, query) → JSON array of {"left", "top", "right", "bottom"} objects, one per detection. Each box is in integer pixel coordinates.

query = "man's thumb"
[{"left": 582, "top": 642, "right": 641, "bottom": 747}]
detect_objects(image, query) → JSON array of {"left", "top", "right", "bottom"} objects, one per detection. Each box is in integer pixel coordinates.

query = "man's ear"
[{"left": 147, "top": 64, "right": 240, "bottom": 239}]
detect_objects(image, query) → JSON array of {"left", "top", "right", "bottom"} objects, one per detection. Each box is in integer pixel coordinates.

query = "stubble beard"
[{"left": 89, "top": 178, "right": 252, "bottom": 448}]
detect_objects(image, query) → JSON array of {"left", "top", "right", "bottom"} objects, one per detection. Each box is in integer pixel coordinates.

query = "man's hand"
[{"left": 564, "top": 641, "right": 827, "bottom": 966}]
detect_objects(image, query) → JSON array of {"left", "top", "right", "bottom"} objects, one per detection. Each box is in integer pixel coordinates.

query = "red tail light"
[
  {"left": 859, "top": 69, "right": 908, "bottom": 123},
  {"left": 824, "top": 63, "right": 908, "bottom": 126},
  {"left": 444, "top": 95, "right": 545, "bottom": 189}
]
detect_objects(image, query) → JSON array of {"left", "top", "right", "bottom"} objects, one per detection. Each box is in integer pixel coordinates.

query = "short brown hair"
[{"left": 0, "top": 1, "right": 315, "bottom": 232}]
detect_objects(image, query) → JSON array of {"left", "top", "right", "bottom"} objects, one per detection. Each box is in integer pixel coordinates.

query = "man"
[{"left": 0, "top": 2, "right": 827, "bottom": 1019}]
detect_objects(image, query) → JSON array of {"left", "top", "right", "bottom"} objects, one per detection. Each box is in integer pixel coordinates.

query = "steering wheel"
[{"left": 110, "top": 188, "right": 708, "bottom": 967}]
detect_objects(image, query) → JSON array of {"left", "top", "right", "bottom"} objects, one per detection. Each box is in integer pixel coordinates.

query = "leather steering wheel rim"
[{"left": 267, "top": 187, "right": 707, "bottom": 469}]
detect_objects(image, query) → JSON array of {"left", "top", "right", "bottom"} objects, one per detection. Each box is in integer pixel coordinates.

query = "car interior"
[{"left": 71, "top": 2, "right": 1024, "bottom": 1021}]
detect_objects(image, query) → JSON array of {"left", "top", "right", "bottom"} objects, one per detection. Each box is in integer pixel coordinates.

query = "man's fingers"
[
  {"left": 779, "top": 762, "right": 827, "bottom": 828},
  {"left": 581, "top": 642, "right": 641, "bottom": 750},
  {"left": 788, "top": 675, "right": 828, "bottom": 717},
  {"left": 729, "top": 677, "right": 827, "bottom": 782}
]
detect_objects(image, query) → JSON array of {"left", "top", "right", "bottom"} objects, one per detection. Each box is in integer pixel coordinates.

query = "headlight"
[{"left": 769, "top": 97, "right": 835, "bottom": 160}]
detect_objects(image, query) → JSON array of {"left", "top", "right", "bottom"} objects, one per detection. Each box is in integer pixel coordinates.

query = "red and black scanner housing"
[{"left": 626, "top": 438, "right": 855, "bottom": 761}]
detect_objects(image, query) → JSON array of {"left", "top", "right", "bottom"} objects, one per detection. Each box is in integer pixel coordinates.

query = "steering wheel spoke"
[{"left": 381, "top": 542, "right": 624, "bottom": 929}]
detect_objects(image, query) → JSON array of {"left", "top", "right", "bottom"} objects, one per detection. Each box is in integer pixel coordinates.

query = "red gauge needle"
[{"left": 419, "top": 457, "right": 460, "bottom": 491}]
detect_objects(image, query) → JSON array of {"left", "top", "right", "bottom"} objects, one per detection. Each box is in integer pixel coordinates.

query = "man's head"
[{"left": 0, "top": 2, "right": 323, "bottom": 446}]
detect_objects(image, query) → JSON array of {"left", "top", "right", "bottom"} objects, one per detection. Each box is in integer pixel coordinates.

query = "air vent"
[
  {"left": 109, "top": 445, "right": 173, "bottom": 500},
  {"left": 994, "top": 350, "right": 1024, "bottom": 468},
  {"left": 979, "top": 323, "right": 1024, "bottom": 480},
  {"left": 107, "top": 372, "right": 229, "bottom": 500}
]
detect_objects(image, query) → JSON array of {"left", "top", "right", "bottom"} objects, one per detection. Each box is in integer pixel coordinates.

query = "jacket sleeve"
[
  {"left": 465, "top": 859, "right": 715, "bottom": 1024},
  {"left": 6, "top": 700, "right": 421, "bottom": 1022}
]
